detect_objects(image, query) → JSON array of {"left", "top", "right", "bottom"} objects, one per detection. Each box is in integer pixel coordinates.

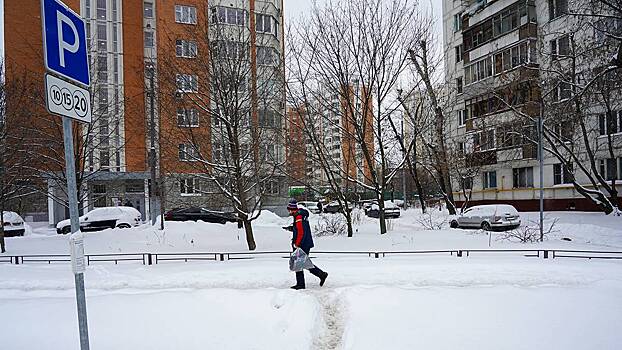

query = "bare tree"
[
  {"left": 0, "top": 65, "right": 41, "bottom": 252},
  {"left": 288, "top": 0, "right": 425, "bottom": 234},
  {"left": 157, "top": 4, "right": 285, "bottom": 250}
]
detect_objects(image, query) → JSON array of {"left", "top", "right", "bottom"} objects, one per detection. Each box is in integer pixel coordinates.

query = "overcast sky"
[{"left": 283, "top": 0, "right": 445, "bottom": 48}]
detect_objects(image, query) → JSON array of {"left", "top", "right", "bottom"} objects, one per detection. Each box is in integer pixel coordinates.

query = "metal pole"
[
  {"left": 538, "top": 100, "right": 544, "bottom": 242},
  {"left": 401, "top": 118, "right": 407, "bottom": 210},
  {"left": 148, "top": 64, "right": 158, "bottom": 226},
  {"left": 62, "top": 117, "right": 90, "bottom": 350}
]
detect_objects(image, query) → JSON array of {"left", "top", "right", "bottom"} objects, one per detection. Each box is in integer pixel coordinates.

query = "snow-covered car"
[
  {"left": 56, "top": 206, "right": 142, "bottom": 234},
  {"left": 365, "top": 201, "right": 401, "bottom": 218},
  {"left": 2, "top": 211, "right": 26, "bottom": 237},
  {"left": 298, "top": 201, "right": 321, "bottom": 214},
  {"left": 450, "top": 204, "right": 521, "bottom": 231}
]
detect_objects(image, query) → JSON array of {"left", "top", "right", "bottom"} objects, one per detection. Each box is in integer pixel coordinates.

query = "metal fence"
[{"left": 1, "top": 249, "right": 621, "bottom": 266}]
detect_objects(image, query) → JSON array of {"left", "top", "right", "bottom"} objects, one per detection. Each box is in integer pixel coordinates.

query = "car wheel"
[
  {"left": 481, "top": 222, "right": 492, "bottom": 231},
  {"left": 219, "top": 219, "right": 227, "bottom": 224},
  {"left": 450, "top": 220, "right": 459, "bottom": 228},
  {"left": 117, "top": 223, "right": 131, "bottom": 229},
  {"left": 61, "top": 226, "right": 71, "bottom": 234}
]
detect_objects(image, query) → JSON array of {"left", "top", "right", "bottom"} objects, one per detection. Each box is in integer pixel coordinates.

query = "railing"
[{"left": 1, "top": 249, "right": 620, "bottom": 266}]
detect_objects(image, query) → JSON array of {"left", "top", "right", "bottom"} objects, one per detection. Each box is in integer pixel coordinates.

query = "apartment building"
[
  {"left": 286, "top": 82, "right": 375, "bottom": 197},
  {"left": 3, "top": 0, "right": 286, "bottom": 223},
  {"left": 443, "top": 0, "right": 622, "bottom": 211}
]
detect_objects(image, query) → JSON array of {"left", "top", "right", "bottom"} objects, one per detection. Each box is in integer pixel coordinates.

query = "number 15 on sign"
[{"left": 45, "top": 73, "right": 92, "bottom": 123}]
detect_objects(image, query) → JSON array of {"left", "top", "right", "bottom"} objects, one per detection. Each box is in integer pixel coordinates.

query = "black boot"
[
  {"left": 309, "top": 267, "right": 328, "bottom": 286},
  {"left": 291, "top": 271, "right": 305, "bottom": 289}
]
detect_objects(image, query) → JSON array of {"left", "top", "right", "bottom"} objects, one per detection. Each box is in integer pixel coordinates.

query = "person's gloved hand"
[{"left": 282, "top": 225, "right": 293, "bottom": 232}]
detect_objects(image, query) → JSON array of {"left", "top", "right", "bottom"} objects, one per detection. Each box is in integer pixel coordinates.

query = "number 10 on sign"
[{"left": 45, "top": 73, "right": 92, "bottom": 123}]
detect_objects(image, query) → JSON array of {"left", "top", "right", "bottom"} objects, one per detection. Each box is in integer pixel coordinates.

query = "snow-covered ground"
[{"left": 1, "top": 209, "right": 620, "bottom": 349}]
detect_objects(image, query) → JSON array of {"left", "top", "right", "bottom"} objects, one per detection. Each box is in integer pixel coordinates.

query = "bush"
[
  {"left": 313, "top": 214, "right": 347, "bottom": 236},
  {"left": 417, "top": 211, "right": 449, "bottom": 230},
  {"left": 497, "top": 218, "right": 559, "bottom": 243}
]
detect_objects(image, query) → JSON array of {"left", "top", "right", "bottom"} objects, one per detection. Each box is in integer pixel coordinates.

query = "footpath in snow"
[{"left": 0, "top": 209, "right": 620, "bottom": 349}]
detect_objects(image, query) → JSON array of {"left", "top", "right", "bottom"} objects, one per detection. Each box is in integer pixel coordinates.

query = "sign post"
[{"left": 41, "top": 0, "right": 91, "bottom": 349}]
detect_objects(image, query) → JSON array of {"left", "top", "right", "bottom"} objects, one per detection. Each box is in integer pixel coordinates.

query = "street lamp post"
[{"left": 146, "top": 63, "right": 158, "bottom": 226}]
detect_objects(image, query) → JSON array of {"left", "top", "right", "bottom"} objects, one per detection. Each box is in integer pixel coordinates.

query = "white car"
[
  {"left": 2, "top": 211, "right": 26, "bottom": 237},
  {"left": 298, "top": 201, "right": 321, "bottom": 214},
  {"left": 450, "top": 204, "right": 521, "bottom": 231},
  {"left": 56, "top": 206, "right": 142, "bottom": 234}
]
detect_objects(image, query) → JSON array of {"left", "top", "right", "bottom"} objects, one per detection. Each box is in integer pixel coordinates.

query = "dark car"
[
  {"left": 164, "top": 207, "right": 239, "bottom": 224},
  {"left": 323, "top": 201, "right": 353, "bottom": 214}
]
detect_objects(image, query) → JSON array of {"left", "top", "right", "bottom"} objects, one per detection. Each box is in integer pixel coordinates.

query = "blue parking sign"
[{"left": 41, "top": 0, "right": 90, "bottom": 86}]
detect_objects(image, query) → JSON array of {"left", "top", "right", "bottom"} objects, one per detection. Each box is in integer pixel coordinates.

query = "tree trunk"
[
  {"left": 343, "top": 208, "right": 354, "bottom": 237},
  {"left": 377, "top": 194, "right": 387, "bottom": 234},
  {"left": 243, "top": 219, "right": 256, "bottom": 251},
  {"left": 0, "top": 209, "right": 5, "bottom": 253}
]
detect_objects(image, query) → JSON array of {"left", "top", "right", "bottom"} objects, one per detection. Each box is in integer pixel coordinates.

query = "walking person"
[{"left": 287, "top": 199, "right": 328, "bottom": 290}]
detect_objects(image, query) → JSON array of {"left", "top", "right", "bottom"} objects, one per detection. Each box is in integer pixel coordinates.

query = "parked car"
[
  {"left": 164, "top": 207, "right": 239, "bottom": 224},
  {"left": 323, "top": 201, "right": 354, "bottom": 214},
  {"left": 449, "top": 204, "right": 521, "bottom": 231},
  {"left": 2, "top": 211, "right": 26, "bottom": 237},
  {"left": 298, "top": 201, "right": 321, "bottom": 214},
  {"left": 365, "top": 200, "right": 401, "bottom": 218},
  {"left": 56, "top": 206, "right": 142, "bottom": 234}
]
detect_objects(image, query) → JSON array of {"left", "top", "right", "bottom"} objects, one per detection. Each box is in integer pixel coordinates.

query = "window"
[
  {"left": 460, "top": 177, "right": 473, "bottom": 190},
  {"left": 598, "top": 112, "right": 620, "bottom": 135},
  {"left": 453, "top": 13, "right": 462, "bottom": 32},
  {"left": 549, "top": 0, "right": 568, "bottom": 21},
  {"left": 257, "top": 46, "right": 278, "bottom": 65},
  {"left": 144, "top": 31, "right": 154, "bottom": 48},
  {"left": 177, "top": 108, "right": 199, "bottom": 127},
  {"left": 175, "top": 5, "right": 197, "bottom": 24},
  {"left": 180, "top": 178, "right": 200, "bottom": 196},
  {"left": 211, "top": 6, "right": 246, "bottom": 26},
  {"left": 513, "top": 167, "right": 534, "bottom": 188},
  {"left": 473, "top": 129, "right": 495, "bottom": 151},
  {"left": 179, "top": 144, "right": 199, "bottom": 161},
  {"left": 144, "top": 2, "right": 154, "bottom": 18},
  {"left": 256, "top": 13, "right": 276, "bottom": 35},
  {"left": 97, "top": 0, "right": 106, "bottom": 20},
  {"left": 456, "top": 77, "right": 463, "bottom": 94},
  {"left": 552, "top": 81, "right": 572, "bottom": 102},
  {"left": 553, "top": 163, "right": 573, "bottom": 185},
  {"left": 483, "top": 171, "right": 497, "bottom": 189},
  {"left": 258, "top": 109, "right": 281, "bottom": 128},
  {"left": 212, "top": 41, "right": 246, "bottom": 60},
  {"left": 457, "top": 109, "right": 467, "bottom": 126},
  {"left": 551, "top": 35, "right": 569, "bottom": 60},
  {"left": 606, "top": 158, "right": 618, "bottom": 180},
  {"left": 465, "top": 57, "right": 493, "bottom": 85},
  {"left": 97, "top": 23, "right": 107, "bottom": 52},
  {"left": 99, "top": 149, "right": 110, "bottom": 168},
  {"left": 176, "top": 39, "right": 197, "bottom": 58},
  {"left": 262, "top": 180, "right": 280, "bottom": 195},
  {"left": 455, "top": 44, "right": 463, "bottom": 63},
  {"left": 176, "top": 74, "right": 198, "bottom": 92}
]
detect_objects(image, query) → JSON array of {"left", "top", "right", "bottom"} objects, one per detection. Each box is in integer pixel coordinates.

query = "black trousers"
[{"left": 294, "top": 247, "right": 326, "bottom": 287}]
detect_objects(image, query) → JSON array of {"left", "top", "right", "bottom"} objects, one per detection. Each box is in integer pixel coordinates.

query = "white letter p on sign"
[{"left": 56, "top": 11, "right": 79, "bottom": 68}]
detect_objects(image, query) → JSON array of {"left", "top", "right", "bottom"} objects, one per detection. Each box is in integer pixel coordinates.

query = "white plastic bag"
[{"left": 289, "top": 248, "right": 315, "bottom": 272}]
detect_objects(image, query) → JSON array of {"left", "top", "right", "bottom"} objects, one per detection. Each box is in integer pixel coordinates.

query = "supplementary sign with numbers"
[{"left": 45, "top": 73, "right": 92, "bottom": 123}]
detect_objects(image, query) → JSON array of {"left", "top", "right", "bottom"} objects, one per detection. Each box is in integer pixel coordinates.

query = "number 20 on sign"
[{"left": 45, "top": 73, "right": 92, "bottom": 123}]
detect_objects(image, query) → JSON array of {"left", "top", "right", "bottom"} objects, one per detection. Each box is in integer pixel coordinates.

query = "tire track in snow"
[{"left": 310, "top": 290, "right": 345, "bottom": 350}]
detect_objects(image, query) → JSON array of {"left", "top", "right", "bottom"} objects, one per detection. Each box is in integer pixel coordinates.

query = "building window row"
[
  {"left": 256, "top": 13, "right": 278, "bottom": 37},
  {"left": 463, "top": 0, "right": 536, "bottom": 52},
  {"left": 464, "top": 40, "right": 536, "bottom": 86},
  {"left": 211, "top": 6, "right": 246, "bottom": 26}
]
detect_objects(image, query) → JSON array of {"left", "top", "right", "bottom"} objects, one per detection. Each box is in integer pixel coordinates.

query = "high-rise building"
[
  {"left": 286, "top": 82, "right": 375, "bottom": 196},
  {"left": 3, "top": 0, "right": 286, "bottom": 223},
  {"left": 443, "top": 0, "right": 622, "bottom": 211}
]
